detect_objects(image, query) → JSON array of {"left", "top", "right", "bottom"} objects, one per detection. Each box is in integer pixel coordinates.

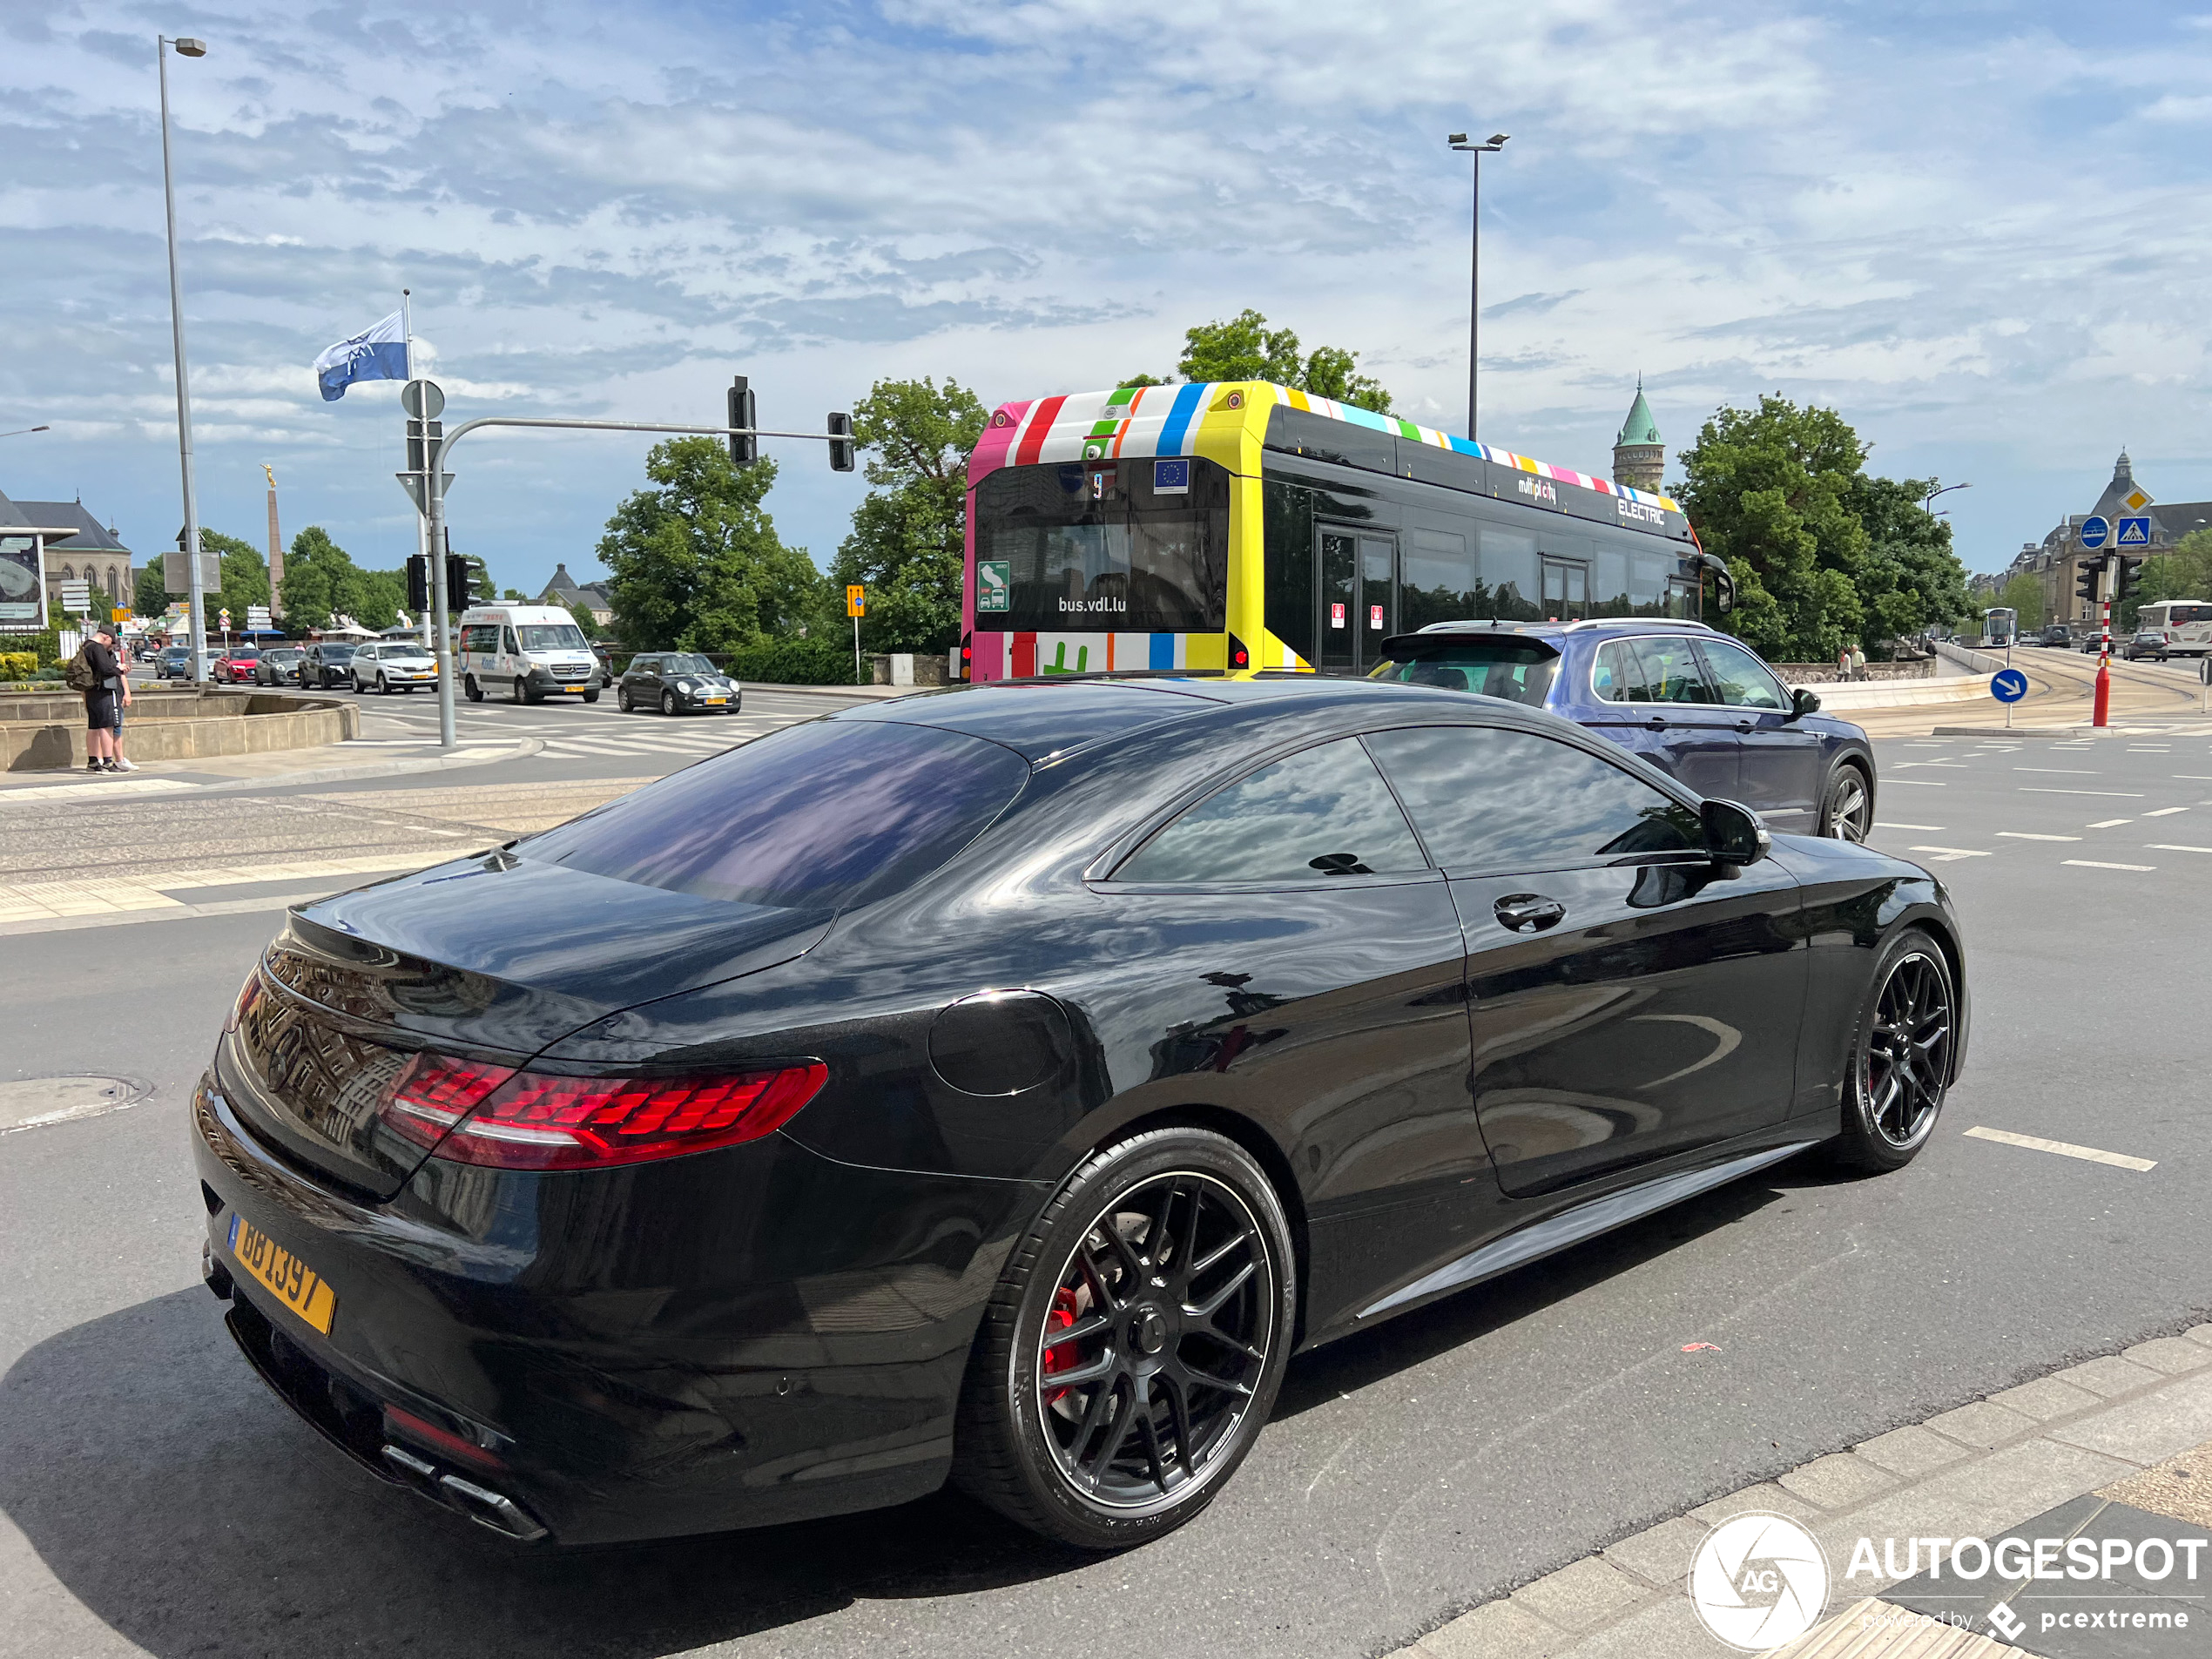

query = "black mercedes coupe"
[{"left": 192, "top": 677, "right": 1966, "bottom": 1551}]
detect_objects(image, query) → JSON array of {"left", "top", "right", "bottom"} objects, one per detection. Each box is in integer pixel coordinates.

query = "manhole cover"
[{"left": 0, "top": 1076, "right": 152, "bottom": 1135}]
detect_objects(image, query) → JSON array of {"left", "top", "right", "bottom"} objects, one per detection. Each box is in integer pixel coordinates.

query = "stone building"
[
  {"left": 1611, "top": 379, "right": 1664, "bottom": 494},
  {"left": 536, "top": 562, "right": 614, "bottom": 624},
  {"left": 1977, "top": 451, "right": 2212, "bottom": 624},
  {"left": 0, "top": 489, "right": 134, "bottom": 624}
]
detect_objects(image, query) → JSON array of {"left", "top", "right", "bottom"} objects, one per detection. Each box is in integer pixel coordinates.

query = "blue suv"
[{"left": 1369, "top": 619, "right": 1876, "bottom": 840}]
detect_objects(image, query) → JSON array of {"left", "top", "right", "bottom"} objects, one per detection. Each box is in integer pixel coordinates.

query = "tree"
[
  {"left": 1676, "top": 396, "right": 1971, "bottom": 661},
  {"left": 2124, "top": 529, "right": 2212, "bottom": 628},
  {"left": 2000, "top": 572, "right": 2046, "bottom": 631},
  {"left": 133, "top": 562, "right": 169, "bottom": 618},
  {"left": 279, "top": 526, "right": 407, "bottom": 633},
  {"left": 597, "top": 438, "right": 819, "bottom": 653},
  {"left": 1174, "top": 309, "right": 1392, "bottom": 414},
  {"left": 563, "top": 598, "right": 604, "bottom": 639},
  {"left": 829, "top": 376, "right": 988, "bottom": 653}
]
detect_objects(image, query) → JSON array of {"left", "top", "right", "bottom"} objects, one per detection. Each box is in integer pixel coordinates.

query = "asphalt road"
[{"left": 4, "top": 699, "right": 2210, "bottom": 1658}]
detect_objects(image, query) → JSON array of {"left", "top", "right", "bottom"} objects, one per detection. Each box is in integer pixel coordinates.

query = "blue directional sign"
[
  {"left": 2080, "top": 516, "right": 2110, "bottom": 549},
  {"left": 2117, "top": 516, "right": 2152, "bottom": 548},
  {"left": 1991, "top": 668, "right": 2028, "bottom": 704}
]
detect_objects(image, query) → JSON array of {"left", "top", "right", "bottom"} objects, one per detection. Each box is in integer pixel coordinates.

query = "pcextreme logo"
[{"left": 1689, "top": 1514, "right": 1830, "bottom": 1651}]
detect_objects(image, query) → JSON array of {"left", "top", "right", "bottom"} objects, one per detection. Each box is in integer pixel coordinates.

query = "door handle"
[
  {"left": 1494, "top": 894, "right": 1567, "bottom": 933},
  {"left": 1645, "top": 715, "right": 1668, "bottom": 730},
  {"left": 1735, "top": 720, "right": 1753, "bottom": 732}
]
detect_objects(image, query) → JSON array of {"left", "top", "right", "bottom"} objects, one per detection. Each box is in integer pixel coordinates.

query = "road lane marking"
[
  {"left": 2147, "top": 844, "right": 2212, "bottom": 853},
  {"left": 1911, "top": 846, "right": 1992, "bottom": 860},
  {"left": 2064, "top": 859, "right": 2155, "bottom": 871},
  {"left": 2175, "top": 775, "right": 2212, "bottom": 780},
  {"left": 2014, "top": 767, "right": 2100, "bottom": 774},
  {"left": 1997, "top": 832, "right": 2080, "bottom": 841},
  {"left": 1964, "top": 1126, "right": 2156, "bottom": 1172},
  {"left": 2142, "top": 806, "right": 2190, "bottom": 816},
  {"left": 2020, "top": 787, "right": 2145, "bottom": 797},
  {"left": 1874, "top": 822, "right": 1945, "bottom": 831},
  {"left": 2087, "top": 818, "right": 2134, "bottom": 827},
  {"left": 1895, "top": 760, "right": 1969, "bottom": 770},
  {"left": 1885, "top": 779, "right": 1948, "bottom": 786}
]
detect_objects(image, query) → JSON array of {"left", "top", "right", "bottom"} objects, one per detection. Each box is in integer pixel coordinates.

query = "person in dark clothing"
[{"left": 81, "top": 626, "right": 133, "bottom": 773}]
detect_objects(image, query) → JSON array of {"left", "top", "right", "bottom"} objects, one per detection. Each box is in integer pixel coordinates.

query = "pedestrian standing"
[
  {"left": 1849, "top": 644, "right": 1868, "bottom": 681},
  {"left": 75, "top": 624, "right": 133, "bottom": 773},
  {"left": 1836, "top": 644, "right": 1851, "bottom": 681}
]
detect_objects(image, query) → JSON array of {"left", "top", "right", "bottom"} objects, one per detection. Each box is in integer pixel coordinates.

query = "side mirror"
[
  {"left": 1702, "top": 799, "right": 1771, "bottom": 866},
  {"left": 1789, "top": 686, "right": 1821, "bottom": 719}
]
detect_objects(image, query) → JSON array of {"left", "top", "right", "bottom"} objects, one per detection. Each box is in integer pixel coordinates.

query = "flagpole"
[{"left": 404, "top": 288, "right": 431, "bottom": 651}]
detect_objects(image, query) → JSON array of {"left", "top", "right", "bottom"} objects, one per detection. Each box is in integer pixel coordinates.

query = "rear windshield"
[
  {"left": 519, "top": 719, "right": 1029, "bottom": 909},
  {"left": 1366, "top": 638, "right": 1558, "bottom": 706}
]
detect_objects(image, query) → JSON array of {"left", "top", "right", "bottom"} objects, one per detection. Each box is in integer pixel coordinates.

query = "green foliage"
[
  {"left": 1116, "top": 372, "right": 1172, "bottom": 388},
  {"left": 1174, "top": 309, "right": 1392, "bottom": 414},
  {"left": 721, "top": 635, "right": 857, "bottom": 685},
  {"left": 1675, "top": 397, "right": 1973, "bottom": 659},
  {"left": 563, "top": 598, "right": 604, "bottom": 639},
  {"left": 598, "top": 438, "right": 819, "bottom": 653},
  {"left": 278, "top": 526, "right": 408, "bottom": 634},
  {"left": 133, "top": 562, "right": 169, "bottom": 617},
  {"left": 0, "top": 651, "right": 36, "bottom": 682},
  {"left": 2000, "top": 572, "right": 2047, "bottom": 631},
  {"left": 829, "top": 376, "right": 988, "bottom": 653},
  {"left": 2121, "top": 529, "right": 2212, "bottom": 628}
]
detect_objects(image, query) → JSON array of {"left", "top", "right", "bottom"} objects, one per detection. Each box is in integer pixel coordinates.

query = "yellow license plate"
[{"left": 227, "top": 1213, "right": 338, "bottom": 1334}]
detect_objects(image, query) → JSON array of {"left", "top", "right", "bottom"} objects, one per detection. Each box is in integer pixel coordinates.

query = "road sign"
[
  {"left": 246, "top": 606, "right": 272, "bottom": 630},
  {"left": 976, "top": 560, "right": 1010, "bottom": 613},
  {"left": 401, "top": 378, "right": 445, "bottom": 421},
  {"left": 57, "top": 581, "right": 91, "bottom": 614},
  {"left": 846, "top": 584, "right": 866, "bottom": 618},
  {"left": 2080, "top": 516, "right": 2110, "bottom": 549},
  {"left": 1990, "top": 668, "right": 2028, "bottom": 704},
  {"left": 2116, "top": 516, "right": 2151, "bottom": 548},
  {"left": 111, "top": 607, "right": 131, "bottom": 624},
  {"left": 395, "top": 472, "right": 455, "bottom": 514}
]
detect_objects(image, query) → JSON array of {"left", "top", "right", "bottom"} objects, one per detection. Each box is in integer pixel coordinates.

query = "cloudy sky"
[{"left": 4, "top": 0, "right": 2210, "bottom": 600}]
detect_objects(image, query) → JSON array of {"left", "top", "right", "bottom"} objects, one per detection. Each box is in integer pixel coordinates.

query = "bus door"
[
  {"left": 1541, "top": 559, "right": 1589, "bottom": 622},
  {"left": 1319, "top": 528, "right": 1398, "bottom": 674}
]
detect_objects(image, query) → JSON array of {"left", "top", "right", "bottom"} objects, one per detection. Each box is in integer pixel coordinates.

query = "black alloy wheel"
[
  {"left": 661, "top": 689, "right": 678, "bottom": 716},
  {"left": 955, "top": 1127, "right": 1295, "bottom": 1548},
  {"left": 1820, "top": 764, "right": 1872, "bottom": 842},
  {"left": 1834, "top": 928, "right": 1954, "bottom": 1172}
]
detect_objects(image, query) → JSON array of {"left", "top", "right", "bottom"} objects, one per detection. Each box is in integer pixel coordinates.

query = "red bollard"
[{"left": 2094, "top": 655, "right": 2112, "bottom": 727}]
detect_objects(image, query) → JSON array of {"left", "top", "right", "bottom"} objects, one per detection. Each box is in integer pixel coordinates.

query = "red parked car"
[{"left": 213, "top": 646, "right": 262, "bottom": 684}]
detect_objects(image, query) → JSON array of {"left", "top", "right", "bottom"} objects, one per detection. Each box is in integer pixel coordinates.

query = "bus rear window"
[
  {"left": 518, "top": 719, "right": 1028, "bottom": 909},
  {"left": 975, "top": 458, "right": 1230, "bottom": 634}
]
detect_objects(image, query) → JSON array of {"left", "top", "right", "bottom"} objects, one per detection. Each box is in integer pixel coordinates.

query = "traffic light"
[
  {"left": 2075, "top": 556, "right": 2105, "bottom": 607},
  {"left": 445, "top": 552, "right": 471, "bottom": 612},
  {"left": 827, "top": 411, "right": 855, "bottom": 472},
  {"left": 727, "top": 375, "right": 758, "bottom": 466},
  {"left": 407, "top": 553, "right": 430, "bottom": 612},
  {"left": 2115, "top": 555, "right": 2143, "bottom": 604}
]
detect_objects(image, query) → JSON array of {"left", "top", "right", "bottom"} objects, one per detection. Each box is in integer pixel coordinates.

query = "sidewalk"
[
  {"left": 0, "top": 735, "right": 542, "bottom": 801},
  {"left": 1397, "top": 1327, "right": 2212, "bottom": 1659}
]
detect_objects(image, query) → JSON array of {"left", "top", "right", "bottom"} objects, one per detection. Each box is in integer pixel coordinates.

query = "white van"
[{"left": 455, "top": 604, "right": 605, "bottom": 703}]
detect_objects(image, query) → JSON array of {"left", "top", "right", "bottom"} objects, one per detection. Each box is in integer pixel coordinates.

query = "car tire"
[
  {"left": 465, "top": 675, "right": 483, "bottom": 703},
  {"left": 1817, "top": 762, "right": 1873, "bottom": 842},
  {"left": 952, "top": 1126, "right": 1296, "bottom": 1550},
  {"left": 582, "top": 688, "right": 600, "bottom": 705},
  {"left": 661, "top": 690, "right": 677, "bottom": 716},
  {"left": 617, "top": 686, "right": 632, "bottom": 713},
  {"left": 1831, "top": 927, "right": 1957, "bottom": 1174},
  {"left": 377, "top": 674, "right": 391, "bottom": 695},
  {"left": 510, "top": 678, "right": 526, "bottom": 705}
]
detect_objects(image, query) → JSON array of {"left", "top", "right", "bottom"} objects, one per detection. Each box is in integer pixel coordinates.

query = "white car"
[{"left": 350, "top": 641, "right": 440, "bottom": 693}]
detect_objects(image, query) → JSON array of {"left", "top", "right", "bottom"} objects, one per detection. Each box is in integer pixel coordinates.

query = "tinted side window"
[
  {"left": 1592, "top": 639, "right": 1641, "bottom": 702},
  {"left": 520, "top": 720, "right": 1029, "bottom": 910},
  {"left": 1365, "top": 725, "right": 1703, "bottom": 871},
  {"left": 1119, "top": 738, "right": 1426, "bottom": 883},
  {"left": 1630, "top": 637, "right": 1714, "bottom": 705},
  {"left": 1698, "top": 638, "right": 1788, "bottom": 711}
]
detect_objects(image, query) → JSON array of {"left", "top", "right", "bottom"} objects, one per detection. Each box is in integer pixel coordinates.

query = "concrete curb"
[
  {"left": 1393, "top": 1325, "right": 2212, "bottom": 1659},
  {"left": 0, "top": 738, "right": 543, "bottom": 802}
]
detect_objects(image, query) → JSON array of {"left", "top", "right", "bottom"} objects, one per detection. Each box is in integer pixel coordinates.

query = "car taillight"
[{"left": 379, "top": 1057, "right": 828, "bottom": 1170}]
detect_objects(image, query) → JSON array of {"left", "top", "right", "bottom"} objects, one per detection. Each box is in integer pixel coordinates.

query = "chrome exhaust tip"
[{"left": 376, "top": 1442, "right": 549, "bottom": 1541}]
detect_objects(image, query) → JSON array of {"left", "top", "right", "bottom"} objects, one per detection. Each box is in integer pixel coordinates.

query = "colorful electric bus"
[{"left": 959, "top": 381, "right": 1723, "bottom": 682}]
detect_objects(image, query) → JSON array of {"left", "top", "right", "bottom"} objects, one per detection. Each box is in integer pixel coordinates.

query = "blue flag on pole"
[{"left": 314, "top": 311, "right": 409, "bottom": 401}]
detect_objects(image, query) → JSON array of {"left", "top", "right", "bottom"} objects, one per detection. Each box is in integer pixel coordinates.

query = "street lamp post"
[
  {"left": 1448, "top": 132, "right": 1509, "bottom": 442},
  {"left": 1923, "top": 481, "right": 1971, "bottom": 516},
  {"left": 0, "top": 426, "right": 51, "bottom": 439},
  {"left": 158, "top": 34, "right": 208, "bottom": 680}
]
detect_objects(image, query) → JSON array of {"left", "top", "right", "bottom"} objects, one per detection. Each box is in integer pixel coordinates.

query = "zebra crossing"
[{"left": 532, "top": 713, "right": 786, "bottom": 759}]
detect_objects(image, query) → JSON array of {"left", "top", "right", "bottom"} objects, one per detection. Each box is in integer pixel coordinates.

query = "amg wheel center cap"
[{"left": 1132, "top": 1306, "right": 1167, "bottom": 1356}]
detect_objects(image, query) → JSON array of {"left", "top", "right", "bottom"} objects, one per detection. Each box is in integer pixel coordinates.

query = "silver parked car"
[{"left": 350, "top": 641, "right": 440, "bottom": 693}]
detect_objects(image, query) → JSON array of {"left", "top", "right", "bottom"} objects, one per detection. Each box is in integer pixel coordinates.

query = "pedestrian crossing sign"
[{"left": 2116, "top": 516, "right": 2151, "bottom": 548}]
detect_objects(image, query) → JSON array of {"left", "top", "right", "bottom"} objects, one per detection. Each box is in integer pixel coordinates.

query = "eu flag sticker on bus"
[
  {"left": 977, "top": 560, "right": 1010, "bottom": 613},
  {"left": 1154, "top": 458, "right": 1190, "bottom": 495}
]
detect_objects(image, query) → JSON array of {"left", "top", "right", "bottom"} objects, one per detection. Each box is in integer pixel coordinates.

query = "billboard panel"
[{"left": 0, "top": 537, "right": 45, "bottom": 627}]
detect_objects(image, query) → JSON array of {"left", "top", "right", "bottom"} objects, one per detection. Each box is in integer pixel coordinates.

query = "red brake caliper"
[{"left": 1042, "top": 1285, "right": 1081, "bottom": 1406}]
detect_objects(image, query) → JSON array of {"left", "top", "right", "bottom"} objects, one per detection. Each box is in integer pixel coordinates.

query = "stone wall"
[
  {"left": 1770, "top": 658, "right": 1935, "bottom": 686},
  {"left": 0, "top": 688, "right": 358, "bottom": 771}
]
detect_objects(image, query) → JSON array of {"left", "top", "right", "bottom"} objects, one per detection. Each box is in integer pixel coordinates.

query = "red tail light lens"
[{"left": 381, "top": 1057, "right": 828, "bottom": 1170}]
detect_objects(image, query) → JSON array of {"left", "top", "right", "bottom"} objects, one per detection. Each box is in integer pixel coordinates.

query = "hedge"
[
  {"left": 718, "top": 637, "right": 860, "bottom": 685},
  {"left": 0, "top": 651, "right": 36, "bottom": 682}
]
